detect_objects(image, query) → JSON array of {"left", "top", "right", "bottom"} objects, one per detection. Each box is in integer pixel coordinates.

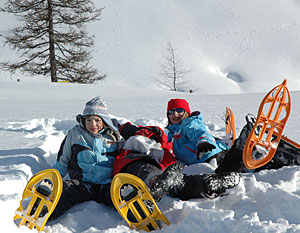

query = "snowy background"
[{"left": 1, "top": 0, "right": 300, "bottom": 233}]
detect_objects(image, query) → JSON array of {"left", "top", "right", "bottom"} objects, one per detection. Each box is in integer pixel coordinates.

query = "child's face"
[
  {"left": 168, "top": 108, "right": 185, "bottom": 125},
  {"left": 85, "top": 115, "right": 104, "bottom": 134}
]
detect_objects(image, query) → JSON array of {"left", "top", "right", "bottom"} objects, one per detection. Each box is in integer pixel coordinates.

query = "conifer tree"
[{"left": 0, "top": 0, "right": 105, "bottom": 83}]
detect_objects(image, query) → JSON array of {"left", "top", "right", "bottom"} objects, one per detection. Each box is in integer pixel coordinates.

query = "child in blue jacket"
[
  {"left": 166, "top": 98, "right": 228, "bottom": 165},
  {"left": 166, "top": 99, "right": 300, "bottom": 174},
  {"left": 50, "top": 96, "right": 121, "bottom": 220}
]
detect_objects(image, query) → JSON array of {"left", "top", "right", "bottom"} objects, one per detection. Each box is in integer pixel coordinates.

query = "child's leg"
[
  {"left": 215, "top": 147, "right": 245, "bottom": 174},
  {"left": 91, "top": 182, "right": 113, "bottom": 206},
  {"left": 168, "top": 174, "right": 205, "bottom": 200},
  {"left": 49, "top": 179, "right": 95, "bottom": 220},
  {"left": 123, "top": 160, "right": 186, "bottom": 202},
  {"left": 170, "top": 172, "right": 240, "bottom": 200},
  {"left": 119, "top": 159, "right": 163, "bottom": 222},
  {"left": 150, "top": 162, "right": 184, "bottom": 201},
  {"left": 215, "top": 114, "right": 255, "bottom": 174},
  {"left": 121, "top": 159, "right": 163, "bottom": 189}
]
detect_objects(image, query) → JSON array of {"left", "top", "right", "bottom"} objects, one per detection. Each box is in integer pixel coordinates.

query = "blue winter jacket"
[
  {"left": 167, "top": 113, "right": 228, "bottom": 165},
  {"left": 53, "top": 124, "right": 119, "bottom": 184}
]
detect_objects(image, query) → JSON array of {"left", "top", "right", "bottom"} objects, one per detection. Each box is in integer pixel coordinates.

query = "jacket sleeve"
[
  {"left": 52, "top": 129, "right": 74, "bottom": 178},
  {"left": 183, "top": 115, "right": 216, "bottom": 147}
]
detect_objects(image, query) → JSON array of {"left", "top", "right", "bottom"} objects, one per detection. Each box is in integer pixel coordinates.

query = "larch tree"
[{"left": 0, "top": 0, "right": 105, "bottom": 83}]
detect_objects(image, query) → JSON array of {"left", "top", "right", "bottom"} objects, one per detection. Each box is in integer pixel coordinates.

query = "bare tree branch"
[{"left": 153, "top": 42, "right": 191, "bottom": 91}]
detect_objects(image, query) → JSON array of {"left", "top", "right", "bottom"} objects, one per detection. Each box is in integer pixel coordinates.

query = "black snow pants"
[
  {"left": 121, "top": 158, "right": 206, "bottom": 201},
  {"left": 49, "top": 179, "right": 113, "bottom": 221}
]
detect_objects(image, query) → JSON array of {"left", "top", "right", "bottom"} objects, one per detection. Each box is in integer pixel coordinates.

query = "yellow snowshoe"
[
  {"left": 111, "top": 173, "right": 170, "bottom": 232},
  {"left": 14, "top": 169, "right": 62, "bottom": 232}
]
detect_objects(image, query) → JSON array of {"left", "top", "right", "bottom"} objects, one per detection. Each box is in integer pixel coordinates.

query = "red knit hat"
[{"left": 167, "top": 99, "right": 191, "bottom": 115}]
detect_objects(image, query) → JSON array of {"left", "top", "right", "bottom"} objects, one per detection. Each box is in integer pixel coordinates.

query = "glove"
[{"left": 197, "top": 141, "right": 216, "bottom": 160}]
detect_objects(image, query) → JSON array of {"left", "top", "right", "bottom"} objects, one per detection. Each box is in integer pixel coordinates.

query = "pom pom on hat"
[
  {"left": 83, "top": 96, "right": 107, "bottom": 117},
  {"left": 167, "top": 98, "right": 191, "bottom": 115}
]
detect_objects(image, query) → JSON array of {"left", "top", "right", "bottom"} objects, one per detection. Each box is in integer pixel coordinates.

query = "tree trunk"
[{"left": 47, "top": 0, "right": 57, "bottom": 82}]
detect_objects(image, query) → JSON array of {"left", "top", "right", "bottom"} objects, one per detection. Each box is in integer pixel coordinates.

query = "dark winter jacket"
[
  {"left": 167, "top": 112, "right": 228, "bottom": 165},
  {"left": 53, "top": 123, "right": 120, "bottom": 184}
]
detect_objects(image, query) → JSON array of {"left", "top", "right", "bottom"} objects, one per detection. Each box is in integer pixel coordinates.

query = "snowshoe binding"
[{"left": 255, "top": 135, "right": 300, "bottom": 171}]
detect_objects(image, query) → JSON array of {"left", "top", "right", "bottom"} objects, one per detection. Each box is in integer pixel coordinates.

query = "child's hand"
[{"left": 197, "top": 141, "right": 216, "bottom": 159}]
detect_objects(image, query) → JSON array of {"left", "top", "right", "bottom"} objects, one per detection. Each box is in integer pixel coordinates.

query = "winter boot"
[
  {"left": 150, "top": 162, "right": 184, "bottom": 201},
  {"left": 203, "top": 172, "right": 240, "bottom": 198},
  {"left": 234, "top": 114, "right": 257, "bottom": 151},
  {"left": 215, "top": 114, "right": 257, "bottom": 174}
]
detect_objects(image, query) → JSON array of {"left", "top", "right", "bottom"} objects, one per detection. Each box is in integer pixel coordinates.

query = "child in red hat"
[{"left": 166, "top": 98, "right": 228, "bottom": 165}]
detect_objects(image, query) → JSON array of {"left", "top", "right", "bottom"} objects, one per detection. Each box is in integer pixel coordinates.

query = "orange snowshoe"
[
  {"left": 242, "top": 79, "right": 291, "bottom": 169},
  {"left": 225, "top": 107, "right": 237, "bottom": 146}
]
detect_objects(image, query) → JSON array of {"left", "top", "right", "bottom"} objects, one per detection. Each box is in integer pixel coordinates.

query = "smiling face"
[
  {"left": 85, "top": 115, "right": 104, "bottom": 134},
  {"left": 168, "top": 108, "right": 187, "bottom": 125}
]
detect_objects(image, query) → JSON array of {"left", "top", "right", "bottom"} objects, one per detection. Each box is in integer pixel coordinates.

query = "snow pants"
[
  {"left": 121, "top": 158, "right": 206, "bottom": 201},
  {"left": 49, "top": 179, "right": 113, "bottom": 221}
]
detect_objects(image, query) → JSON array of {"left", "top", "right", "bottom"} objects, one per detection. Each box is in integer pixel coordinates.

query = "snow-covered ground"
[
  {"left": 1, "top": 0, "right": 300, "bottom": 94},
  {"left": 1, "top": 80, "right": 300, "bottom": 233},
  {"left": 1, "top": 0, "right": 300, "bottom": 232}
]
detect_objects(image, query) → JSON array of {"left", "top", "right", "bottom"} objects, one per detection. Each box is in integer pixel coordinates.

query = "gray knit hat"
[
  {"left": 77, "top": 96, "right": 117, "bottom": 131},
  {"left": 83, "top": 96, "right": 107, "bottom": 117}
]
